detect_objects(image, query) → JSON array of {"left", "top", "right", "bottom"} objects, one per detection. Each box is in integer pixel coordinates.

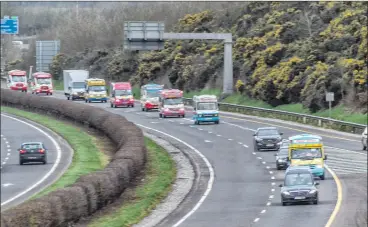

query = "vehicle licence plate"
[
  {"left": 205, "top": 118, "right": 212, "bottom": 120},
  {"left": 266, "top": 144, "right": 274, "bottom": 147},
  {"left": 294, "top": 196, "right": 305, "bottom": 200},
  {"left": 27, "top": 157, "right": 37, "bottom": 159}
]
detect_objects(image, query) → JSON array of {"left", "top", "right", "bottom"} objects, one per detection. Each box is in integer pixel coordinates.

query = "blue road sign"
[{"left": 1, "top": 16, "right": 19, "bottom": 34}]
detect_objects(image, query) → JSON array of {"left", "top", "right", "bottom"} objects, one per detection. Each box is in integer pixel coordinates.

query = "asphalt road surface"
[
  {"left": 39, "top": 92, "right": 368, "bottom": 226},
  {"left": 0, "top": 113, "right": 73, "bottom": 210}
]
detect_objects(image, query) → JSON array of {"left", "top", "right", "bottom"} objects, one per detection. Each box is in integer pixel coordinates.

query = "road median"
[{"left": 1, "top": 88, "right": 147, "bottom": 226}]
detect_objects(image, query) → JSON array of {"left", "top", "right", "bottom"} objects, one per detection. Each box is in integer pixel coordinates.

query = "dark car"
[
  {"left": 275, "top": 146, "right": 289, "bottom": 170},
  {"left": 279, "top": 167, "right": 319, "bottom": 206},
  {"left": 19, "top": 142, "right": 48, "bottom": 165},
  {"left": 253, "top": 127, "right": 283, "bottom": 151}
]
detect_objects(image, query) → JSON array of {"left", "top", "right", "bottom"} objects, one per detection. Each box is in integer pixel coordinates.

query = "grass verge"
[
  {"left": 1, "top": 106, "right": 108, "bottom": 199},
  {"left": 53, "top": 79, "right": 63, "bottom": 91},
  {"left": 185, "top": 88, "right": 367, "bottom": 124},
  {"left": 88, "top": 137, "right": 176, "bottom": 227}
]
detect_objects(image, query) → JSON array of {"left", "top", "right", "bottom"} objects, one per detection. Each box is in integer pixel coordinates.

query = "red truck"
[
  {"left": 159, "top": 89, "right": 185, "bottom": 118},
  {"left": 109, "top": 82, "right": 135, "bottom": 108},
  {"left": 7, "top": 70, "right": 28, "bottom": 92},
  {"left": 30, "top": 72, "right": 53, "bottom": 95}
]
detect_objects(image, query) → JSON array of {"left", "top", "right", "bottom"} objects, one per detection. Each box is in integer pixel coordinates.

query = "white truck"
[{"left": 63, "top": 70, "right": 89, "bottom": 100}]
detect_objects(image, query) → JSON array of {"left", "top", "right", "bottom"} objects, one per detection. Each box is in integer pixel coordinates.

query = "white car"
[{"left": 362, "top": 127, "right": 367, "bottom": 150}]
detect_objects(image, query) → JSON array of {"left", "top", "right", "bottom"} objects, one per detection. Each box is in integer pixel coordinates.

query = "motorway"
[
  {"left": 0, "top": 113, "right": 73, "bottom": 210},
  {"left": 39, "top": 92, "right": 368, "bottom": 226}
]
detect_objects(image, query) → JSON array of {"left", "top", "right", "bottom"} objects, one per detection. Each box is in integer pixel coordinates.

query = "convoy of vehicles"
[
  {"left": 140, "top": 83, "right": 163, "bottom": 111},
  {"left": 84, "top": 78, "right": 108, "bottom": 103},
  {"left": 192, "top": 95, "right": 219, "bottom": 124},
  {"left": 6, "top": 70, "right": 28, "bottom": 92},
  {"left": 159, "top": 89, "right": 185, "bottom": 118},
  {"left": 253, "top": 127, "right": 283, "bottom": 151},
  {"left": 362, "top": 127, "right": 367, "bottom": 150},
  {"left": 18, "top": 142, "right": 48, "bottom": 165},
  {"left": 63, "top": 70, "right": 89, "bottom": 100},
  {"left": 30, "top": 72, "right": 53, "bottom": 95},
  {"left": 287, "top": 134, "right": 327, "bottom": 180},
  {"left": 110, "top": 82, "right": 134, "bottom": 108},
  {"left": 279, "top": 166, "right": 319, "bottom": 206}
]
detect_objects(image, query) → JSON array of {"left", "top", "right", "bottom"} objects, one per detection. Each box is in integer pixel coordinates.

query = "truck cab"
[
  {"left": 7, "top": 70, "right": 28, "bottom": 92},
  {"left": 84, "top": 78, "right": 108, "bottom": 103},
  {"left": 63, "top": 70, "right": 89, "bottom": 101},
  {"left": 192, "top": 95, "right": 219, "bottom": 124},
  {"left": 110, "top": 82, "right": 134, "bottom": 108},
  {"left": 159, "top": 89, "right": 185, "bottom": 118},
  {"left": 30, "top": 72, "right": 53, "bottom": 95},
  {"left": 287, "top": 135, "right": 327, "bottom": 180},
  {"left": 140, "top": 84, "right": 163, "bottom": 111}
]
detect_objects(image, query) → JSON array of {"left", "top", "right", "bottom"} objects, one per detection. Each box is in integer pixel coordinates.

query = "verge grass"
[
  {"left": 88, "top": 137, "right": 176, "bottom": 227},
  {"left": 1, "top": 106, "right": 107, "bottom": 199}
]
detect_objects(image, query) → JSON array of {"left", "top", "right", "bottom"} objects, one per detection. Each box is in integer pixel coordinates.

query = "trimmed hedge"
[{"left": 0, "top": 88, "right": 146, "bottom": 227}]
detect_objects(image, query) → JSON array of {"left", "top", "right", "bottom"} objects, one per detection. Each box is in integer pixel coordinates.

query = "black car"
[
  {"left": 253, "top": 127, "right": 283, "bottom": 151},
  {"left": 275, "top": 146, "right": 289, "bottom": 170},
  {"left": 19, "top": 142, "right": 48, "bottom": 165},
  {"left": 279, "top": 167, "right": 319, "bottom": 206}
]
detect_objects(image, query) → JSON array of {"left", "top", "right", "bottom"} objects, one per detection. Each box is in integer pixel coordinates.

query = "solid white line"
[
  {"left": 135, "top": 124, "right": 214, "bottom": 227},
  {"left": 1, "top": 114, "right": 62, "bottom": 207}
]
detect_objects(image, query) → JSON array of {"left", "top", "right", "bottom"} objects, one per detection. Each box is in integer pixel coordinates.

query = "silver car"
[{"left": 362, "top": 127, "right": 367, "bottom": 150}]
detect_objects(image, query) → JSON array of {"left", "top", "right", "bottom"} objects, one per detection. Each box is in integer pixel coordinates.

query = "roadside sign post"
[{"left": 325, "top": 92, "right": 334, "bottom": 119}]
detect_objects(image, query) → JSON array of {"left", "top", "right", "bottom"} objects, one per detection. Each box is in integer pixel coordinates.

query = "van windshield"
[
  {"left": 291, "top": 148, "right": 322, "bottom": 159},
  {"left": 73, "top": 82, "right": 85, "bottom": 88},
  {"left": 197, "top": 102, "right": 217, "bottom": 110},
  {"left": 164, "top": 98, "right": 183, "bottom": 105},
  {"left": 89, "top": 86, "right": 106, "bottom": 92},
  {"left": 11, "top": 76, "right": 26, "bottom": 82}
]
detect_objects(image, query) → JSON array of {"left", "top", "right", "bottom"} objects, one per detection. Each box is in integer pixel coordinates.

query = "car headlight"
[
  {"left": 278, "top": 159, "right": 286, "bottom": 163},
  {"left": 214, "top": 114, "right": 218, "bottom": 117},
  {"left": 198, "top": 114, "right": 202, "bottom": 117},
  {"left": 282, "top": 191, "right": 290, "bottom": 195},
  {"left": 255, "top": 138, "right": 263, "bottom": 141},
  {"left": 309, "top": 190, "right": 317, "bottom": 194}
]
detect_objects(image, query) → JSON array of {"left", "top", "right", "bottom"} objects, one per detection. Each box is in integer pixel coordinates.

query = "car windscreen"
[
  {"left": 22, "top": 144, "right": 42, "bottom": 149},
  {"left": 146, "top": 91, "right": 160, "bottom": 98},
  {"left": 285, "top": 173, "right": 313, "bottom": 186},
  {"left": 72, "top": 82, "right": 85, "bottom": 88},
  {"left": 257, "top": 129, "right": 279, "bottom": 136},
  {"left": 197, "top": 102, "right": 217, "bottom": 110},
  {"left": 164, "top": 98, "right": 183, "bottom": 105},
  {"left": 278, "top": 148, "right": 289, "bottom": 155},
  {"left": 291, "top": 148, "right": 322, "bottom": 159}
]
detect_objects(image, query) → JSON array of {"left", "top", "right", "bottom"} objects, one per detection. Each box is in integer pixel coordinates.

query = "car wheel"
[
  {"left": 88, "top": 100, "right": 91, "bottom": 103},
  {"left": 163, "top": 115, "right": 166, "bottom": 118},
  {"left": 215, "top": 121, "right": 219, "bottom": 124},
  {"left": 182, "top": 115, "right": 185, "bottom": 118},
  {"left": 320, "top": 173, "right": 325, "bottom": 180},
  {"left": 142, "top": 107, "right": 145, "bottom": 111},
  {"left": 363, "top": 145, "right": 367, "bottom": 150},
  {"left": 19, "top": 159, "right": 24, "bottom": 165},
  {"left": 282, "top": 201, "right": 287, "bottom": 206},
  {"left": 43, "top": 158, "right": 47, "bottom": 165},
  {"left": 159, "top": 113, "right": 162, "bottom": 118},
  {"left": 276, "top": 165, "right": 281, "bottom": 170},
  {"left": 50, "top": 93, "right": 53, "bottom": 95},
  {"left": 313, "top": 200, "right": 318, "bottom": 205},
  {"left": 67, "top": 97, "right": 70, "bottom": 100},
  {"left": 85, "top": 99, "right": 88, "bottom": 103}
]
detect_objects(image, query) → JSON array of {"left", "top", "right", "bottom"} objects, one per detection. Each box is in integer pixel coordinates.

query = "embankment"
[{"left": 0, "top": 88, "right": 146, "bottom": 227}]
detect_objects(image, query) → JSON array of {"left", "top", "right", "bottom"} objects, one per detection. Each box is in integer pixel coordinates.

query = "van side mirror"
[
  {"left": 314, "top": 182, "right": 319, "bottom": 186},
  {"left": 280, "top": 132, "right": 284, "bottom": 135},
  {"left": 324, "top": 155, "right": 327, "bottom": 160},
  {"left": 279, "top": 184, "right": 283, "bottom": 187}
]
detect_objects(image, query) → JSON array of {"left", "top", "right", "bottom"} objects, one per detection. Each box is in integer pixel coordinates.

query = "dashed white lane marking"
[
  {"left": 189, "top": 125, "right": 195, "bottom": 128},
  {"left": 271, "top": 182, "right": 276, "bottom": 186},
  {"left": 5, "top": 141, "right": 8, "bottom": 144},
  {"left": 238, "top": 142, "right": 243, "bottom": 145},
  {"left": 257, "top": 157, "right": 262, "bottom": 159},
  {"left": 2, "top": 162, "right": 6, "bottom": 165},
  {"left": 1, "top": 135, "right": 3, "bottom": 137},
  {"left": 271, "top": 188, "right": 275, "bottom": 192},
  {"left": 266, "top": 202, "right": 271, "bottom": 206},
  {"left": 269, "top": 171, "right": 273, "bottom": 174},
  {"left": 198, "top": 128, "right": 203, "bottom": 131},
  {"left": 228, "top": 138, "right": 233, "bottom": 141},
  {"left": 169, "top": 120, "right": 174, "bottom": 122},
  {"left": 2, "top": 183, "right": 14, "bottom": 187},
  {"left": 216, "top": 134, "right": 222, "bottom": 137},
  {"left": 252, "top": 152, "right": 256, "bottom": 155},
  {"left": 262, "top": 161, "right": 266, "bottom": 164},
  {"left": 204, "top": 140, "right": 212, "bottom": 143},
  {"left": 269, "top": 195, "right": 274, "bottom": 199},
  {"left": 271, "top": 176, "right": 275, "bottom": 180},
  {"left": 180, "top": 123, "right": 184, "bottom": 125},
  {"left": 266, "top": 166, "right": 270, "bottom": 169},
  {"left": 7, "top": 153, "right": 10, "bottom": 156},
  {"left": 6, "top": 145, "right": 10, "bottom": 148},
  {"left": 7, "top": 149, "right": 11, "bottom": 152},
  {"left": 4, "top": 157, "right": 9, "bottom": 160},
  {"left": 208, "top": 131, "right": 213, "bottom": 134},
  {"left": 150, "top": 122, "right": 159, "bottom": 124},
  {"left": 243, "top": 144, "right": 249, "bottom": 148},
  {"left": 260, "top": 210, "right": 266, "bottom": 214},
  {"left": 254, "top": 218, "right": 260, "bottom": 222}
]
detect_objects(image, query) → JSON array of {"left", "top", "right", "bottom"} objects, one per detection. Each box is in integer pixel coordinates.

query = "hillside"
[{"left": 3, "top": 2, "right": 368, "bottom": 114}]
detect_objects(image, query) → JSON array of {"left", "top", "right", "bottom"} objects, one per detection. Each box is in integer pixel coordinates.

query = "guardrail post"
[
  {"left": 303, "top": 116, "right": 306, "bottom": 124},
  {"left": 318, "top": 119, "right": 322, "bottom": 127}
]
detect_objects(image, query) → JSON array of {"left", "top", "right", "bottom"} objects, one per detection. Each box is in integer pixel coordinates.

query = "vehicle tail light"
[
  {"left": 39, "top": 149, "right": 45, "bottom": 153},
  {"left": 19, "top": 149, "right": 26, "bottom": 154}
]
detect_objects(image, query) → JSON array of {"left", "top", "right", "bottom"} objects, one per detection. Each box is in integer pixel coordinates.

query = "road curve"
[
  {"left": 0, "top": 113, "right": 73, "bottom": 210},
  {"left": 49, "top": 92, "right": 366, "bottom": 227}
]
